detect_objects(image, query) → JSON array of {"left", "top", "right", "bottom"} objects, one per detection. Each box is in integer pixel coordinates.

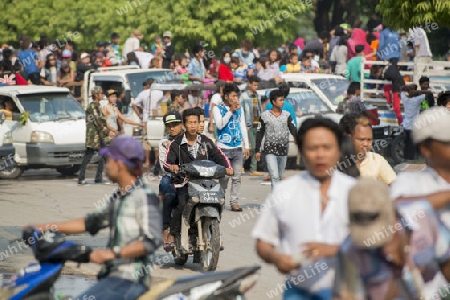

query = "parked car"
[{"left": 0, "top": 86, "right": 86, "bottom": 179}]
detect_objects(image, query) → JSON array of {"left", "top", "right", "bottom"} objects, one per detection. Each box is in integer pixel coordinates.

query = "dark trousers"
[
  {"left": 153, "top": 160, "right": 161, "bottom": 176},
  {"left": 78, "top": 148, "right": 104, "bottom": 182},
  {"left": 404, "top": 130, "right": 416, "bottom": 160},
  {"left": 159, "top": 175, "right": 177, "bottom": 230},
  {"left": 28, "top": 72, "right": 40, "bottom": 85},
  {"left": 170, "top": 185, "right": 189, "bottom": 237}
]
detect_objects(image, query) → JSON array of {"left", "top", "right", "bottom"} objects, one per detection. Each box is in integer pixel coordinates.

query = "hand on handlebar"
[
  {"left": 169, "top": 164, "right": 180, "bottom": 173},
  {"left": 226, "top": 168, "right": 234, "bottom": 176}
]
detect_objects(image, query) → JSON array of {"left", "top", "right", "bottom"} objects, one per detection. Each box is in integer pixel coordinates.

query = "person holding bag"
[{"left": 78, "top": 86, "right": 111, "bottom": 185}]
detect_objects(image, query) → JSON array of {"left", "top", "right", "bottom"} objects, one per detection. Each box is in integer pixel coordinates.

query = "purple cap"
[{"left": 99, "top": 136, "right": 145, "bottom": 168}]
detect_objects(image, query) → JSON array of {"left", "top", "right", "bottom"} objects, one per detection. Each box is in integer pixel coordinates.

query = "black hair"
[
  {"left": 111, "top": 32, "right": 120, "bottom": 39},
  {"left": 339, "top": 35, "right": 349, "bottom": 46},
  {"left": 437, "top": 91, "right": 450, "bottom": 107},
  {"left": 336, "top": 135, "right": 360, "bottom": 178},
  {"left": 338, "top": 113, "right": 371, "bottom": 136},
  {"left": 355, "top": 45, "right": 365, "bottom": 54},
  {"left": 192, "top": 44, "right": 204, "bottom": 55},
  {"left": 334, "top": 26, "right": 345, "bottom": 37},
  {"left": 170, "top": 90, "right": 184, "bottom": 102},
  {"left": 347, "top": 82, "right": 361, "bottom": 95},
  {"left": 269, "top": 89, "right": 283, "bottom": 104},
  {"left": 256, "top": 57, "right": 268, "bottom": 69},
  {"left": 248, "top": 75, "right": 260, "bottom": 84},
  {"left": 44, "top": 53, "right": 55, "bottom": 69},
  {"left": 278, "top": 82, "right": 290, "bottom": 98},
  {"left": 297, "top": 117, "right": 342, "bottom": 152},
  {"left": 366, "top": 31, "right": 377, "bottom": 45},
  {"left": 419, "top": 76, "right": 430, "bottom": 85},
  {"left": 193, "top": 106, "right": 205, "bottom": 116},
  {"left": 289, "top": 44, "right": 297, "bottom": 51},
  {"left": 319, "top": 30, "right": 331, "bottom": 41},
  {"left": 182, "top": 108, "right": 200, "bottom": 123},
  {"left": 223, "top": 83, "right": 239, "bottom": 96}
]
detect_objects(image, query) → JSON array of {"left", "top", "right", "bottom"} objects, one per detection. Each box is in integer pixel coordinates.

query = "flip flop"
[{"left": 163, "top": 242, "right": 175, "bottom": 252}]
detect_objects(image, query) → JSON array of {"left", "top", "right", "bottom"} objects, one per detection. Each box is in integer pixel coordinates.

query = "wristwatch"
[{"left": 113, "top": 246, "right": 122, "bottom": 258}]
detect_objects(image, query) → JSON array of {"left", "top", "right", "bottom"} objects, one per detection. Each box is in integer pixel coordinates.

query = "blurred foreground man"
[
  {"left": 26, "top": 136, "right": 162, "bottom": 300},
  {"left": 391, "top": 106, "right": 450, "bottom": 229},
  {"left": 252, "top": 117, "right": 356, "bottom": 299}
]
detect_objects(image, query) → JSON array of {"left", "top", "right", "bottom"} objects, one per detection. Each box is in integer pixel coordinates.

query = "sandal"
[{"left": 163, "top": 242, "right": 175, "bottom": 252}]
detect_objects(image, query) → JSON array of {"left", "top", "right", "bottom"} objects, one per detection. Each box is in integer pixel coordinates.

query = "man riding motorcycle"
[{"left": 163, "top": 108, "right": 233, "bottom": 248}]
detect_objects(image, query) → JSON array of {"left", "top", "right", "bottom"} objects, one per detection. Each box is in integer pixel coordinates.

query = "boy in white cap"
[
  {"left": 391, "top": 106, "right": 450, "bottom": 229},
  {"left": 334, "top": 177, "right": 450, "bottom": 299}
]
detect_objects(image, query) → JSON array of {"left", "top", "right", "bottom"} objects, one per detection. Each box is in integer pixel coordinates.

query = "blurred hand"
[
  {"left": 225, "top": 168, "right": 234, "bottom": 176},
  {"left": 90, "top": 249, "right": 114, "bottom": 264},
  {"left": 244, "top": 148, "right": 250, "bottom": 160},
  {"left": 169, "top": 165, "right": 179, "bottom": 173},
  {"left": 273, "top": 253, "right": 300, "bottom": 274},
  {"left": 255, "top": 152, "right": 261, "bottom": 162}
]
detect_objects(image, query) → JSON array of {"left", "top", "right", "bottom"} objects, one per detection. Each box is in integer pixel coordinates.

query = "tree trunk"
[{"left": 314, "top": 0, "right": 334, "bottom": 34}]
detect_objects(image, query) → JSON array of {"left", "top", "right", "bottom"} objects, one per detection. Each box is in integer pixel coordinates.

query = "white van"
[{"left": 0, "top": 86, "right": 86, "bottom": 179}]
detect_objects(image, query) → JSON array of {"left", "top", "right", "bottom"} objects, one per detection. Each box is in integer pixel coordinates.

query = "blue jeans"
[
  {"left": 76, "top": 276, "right": 147, "bottom": 300},
  {"left": 219, "top": 147, "right": 243, "bottom": 205},
  {"left": 283, "top": 284, "right": 332, "bottom": 300},
  {"left": 265, "top": 154, "right": 287, "bottom": 188}
]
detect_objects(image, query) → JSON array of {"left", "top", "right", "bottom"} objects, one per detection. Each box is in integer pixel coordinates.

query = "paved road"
[{"left": 0, "top": 167, "right": 288, "bottom": 299}]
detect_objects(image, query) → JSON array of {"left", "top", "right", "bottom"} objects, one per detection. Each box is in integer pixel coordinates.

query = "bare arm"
[
  {"left": 117, "top": 109, "right": 143, "bottom": 127},
  {"left": 256, "top": 239, "right": 299, "bottom": 274},
  {"left": 396, "top": 191, "right": 450, "bottom": 210},
  {"left": 26, "top": 218, "right": 86, "bottom": 235}
]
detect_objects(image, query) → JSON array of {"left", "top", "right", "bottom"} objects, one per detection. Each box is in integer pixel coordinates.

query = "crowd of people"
[{"left": 6, "top": 17, "right": 450, "bottom": 300}]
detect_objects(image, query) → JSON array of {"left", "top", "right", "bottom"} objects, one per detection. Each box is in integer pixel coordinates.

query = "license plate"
[
  {"left": 69, "top": 152, "right": 84, "bottom": 161},
  {"left": 199, "top": 192, "right": 221, "bottom": 204}
]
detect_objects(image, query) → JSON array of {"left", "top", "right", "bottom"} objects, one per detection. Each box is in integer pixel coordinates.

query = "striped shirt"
[{"left": 84, "top": 179, "right": 162, "bottom": 288}]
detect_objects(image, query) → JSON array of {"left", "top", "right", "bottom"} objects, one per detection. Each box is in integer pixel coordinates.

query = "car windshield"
[
  {"left": 311, "top": 78, "right": 349, "bottom": 106},
  {"left": 286, "top": 92, "right": 332, "bottom": 118},
  {"left": 18, "top": 93, "right": 85, "bottom": 122},
  {"left": 127, "top": 71, "right": 180, "bottom": 98}
]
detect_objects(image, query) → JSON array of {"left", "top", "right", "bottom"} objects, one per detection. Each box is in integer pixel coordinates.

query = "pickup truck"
[
  {"left": 79, "top": 66, "right": 179, "bottom": 135},
  {"left": 360, "top": 59, "right": 450, "bottom": 163},
  {"left": 0, "top": 86, "right": 86, "bottom": 179}
]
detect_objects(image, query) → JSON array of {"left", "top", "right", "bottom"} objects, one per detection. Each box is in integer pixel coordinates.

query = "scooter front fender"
[{"left": 195, "top": 205, "right": 221, "bottom": 223}]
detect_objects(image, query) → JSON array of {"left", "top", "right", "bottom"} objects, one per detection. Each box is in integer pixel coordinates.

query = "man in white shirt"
[
  {"left": 391, "top": 106, "right": 450, "bottom": 229},
  {"left": 252, "top": 117, "right": 356, "bottom": 299},
  {"left": 212, "top": 84, "right": 250, "bottom": 212},
  {"left": 409, "top": 26, "right": 432, "bottom": 76},
  {"left": 131, "top": 78, "right": 163, "bottom": 167},
  {"left": 207, "top": 82, "right": 225, "bottom": 137},
  {"left": 122, "top": 29, "right": 143, "bottom": 60}
]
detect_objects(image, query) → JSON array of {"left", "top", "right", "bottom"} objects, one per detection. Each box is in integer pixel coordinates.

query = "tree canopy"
[
  {"left": 0, "top": 0, "right": 311, "bottom": 53},
  {"left": 376, "top": 0, "right": 450, "bottom": 29}
]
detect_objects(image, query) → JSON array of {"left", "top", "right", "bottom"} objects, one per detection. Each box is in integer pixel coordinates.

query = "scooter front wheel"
[
  {"left": 202, "top": 217, "right": 220, "bottom": 271},
  {"left": 173, "top": 250, "right": 188, "bottom": 265}
]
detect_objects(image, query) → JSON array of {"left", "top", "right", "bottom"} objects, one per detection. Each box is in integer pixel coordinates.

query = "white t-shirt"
[
  {"left": 391, "top": 167, "right": 450, "bottom": 228},
  {"left": 132, "top": 88, "right": 164, "bottom": 122},
  {"left": 134, "top": 51, "right": 154, "bottom": 69},
  {"left": 209, "top": 93, "right": 223, "bottom": 124},
  {"left": 252, "top": 171, "right": 356, "bottom": 292},
  {"left": 122, "top": 37, "right": 140, "bottom": 58},
  {"left": 409, "top": 27, "right": 432, "bottom": 57}
]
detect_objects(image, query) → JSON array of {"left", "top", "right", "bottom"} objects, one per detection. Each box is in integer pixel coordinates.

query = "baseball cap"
[
  {"left": 413, "top": 106, "right": 450, "bottom": 144},
  {"left": 163, "top": 31, "right": 172, "bottom": 38},
  {"left": 61, "top": 49, "right": 72, "bottom": 58},
  {"left": 99, "top": 136, "right": 145, "bottom": 168},
  {"left": 96, "top": 41, "right": 105, "bottom": 47},
  {"left": 348, "top": 178, "right": 395, "bottom": 248},
  {"left": 163, "top": 111, "right": 182, "bottom": 124},
  {"left": 106, "top": 89, "right": 118, "bottom": 96},
  {"left": 80, "top": 52, "right": 90, "bottom": 59}
]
